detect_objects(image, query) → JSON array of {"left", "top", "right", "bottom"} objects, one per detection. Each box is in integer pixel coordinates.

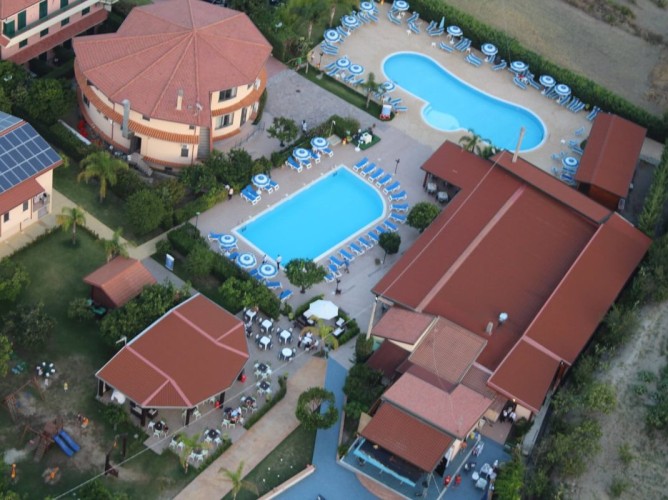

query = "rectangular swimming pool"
[{"left": 234, "top": 167, "right": 385, "bottom": 263}]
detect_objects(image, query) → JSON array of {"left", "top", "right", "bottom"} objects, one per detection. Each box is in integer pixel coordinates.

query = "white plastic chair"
[
  {"left": 214, "top": 436, "right": 223, "bottom": 447},
  {"left": 222, "top": 419, "right": 231, "bottom": 429},
  {"left": 148, "top": 421, "right": 155, "bottom": 431}
]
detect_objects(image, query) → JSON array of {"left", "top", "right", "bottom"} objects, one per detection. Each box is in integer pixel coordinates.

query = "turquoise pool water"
[
  {"left": 235, "top": 167, "right": 384, "bottom": 263},
  {"left": 383, "top": 52, "right": 546, "bottom": 151}
]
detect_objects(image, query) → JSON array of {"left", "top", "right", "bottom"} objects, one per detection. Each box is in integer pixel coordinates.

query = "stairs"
[
  {"left": 197, "top": 127, "right": 210, "bottom": 159},
  {"left": 129, "top": 153, "right": 153, "bottom": 177}
]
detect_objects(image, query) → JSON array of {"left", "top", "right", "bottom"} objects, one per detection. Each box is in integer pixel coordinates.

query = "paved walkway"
[{"left": 174, "top": 357, "right": 326, "bottom": 500}]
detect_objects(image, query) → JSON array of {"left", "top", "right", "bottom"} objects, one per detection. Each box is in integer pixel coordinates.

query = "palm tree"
[
  {"left": 220, "top": 461, "right": 258, "bottom": 500},
  {"left": 361, "top": 72, "right": 382, "bottom": 109},
  {"left": 479, "top": 143, "right": 499, "bottom": 160},
  {"left": 458, "top": 130, "right": 483, "bottom": 155},
  {"left": 102, "top": 228, "right": 129, "bottom": 262},
  {"left": 77, "top": 151, "right": 129, "bottom": 202},
  {"left": 290, "top": 0, "right": 327, "bottom": 41},
  {"left": 56, "top": 206, "right": 86, "bottom": 245},
  {"left": 178, "top": 433, "right": 211, "bottom": 474},
  {"left": 302, "top": 318, "right": 339, "bottom": 353}
]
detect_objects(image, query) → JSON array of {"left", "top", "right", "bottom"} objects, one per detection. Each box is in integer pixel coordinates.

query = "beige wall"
[
  {"left": 142, "top": 138, "right": 196, "bottom": 166},
  {"left": 209, "top": 79, "right": 259, "bottom": 113},
  {"left": 0, "top": 170, "right": 53, "bottom": 243}
]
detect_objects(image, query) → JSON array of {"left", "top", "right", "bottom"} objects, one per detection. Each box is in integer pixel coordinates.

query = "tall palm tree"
[
  {"left": 479, "top": 142, "right": 499, "bottom": 160},
  {"left": 56, "top": 206, "right": 86, "bottom": 245},
  {"left": 290, "top": 0, "right": 327, "bottom": 41},
  {"left": 361, "top": 72, "right": 382, "bottom": 109},
  {"left": 102, "top": 228, "right": 129, "bottom": 262},
  {"left": 220, "top": 461, "right": 258, "bottom": 500},
  {"left": 77, "top": 151, "right": 129, "bottom": 202},
  {"left": 458, "top": 130, "right": 483, "bottom": 155}
]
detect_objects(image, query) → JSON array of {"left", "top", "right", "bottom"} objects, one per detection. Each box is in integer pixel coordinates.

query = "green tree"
[
  {"left": 185, "top": 245, "right": 215, "bottom": 277},
  {"left": 101, "top": 228, "right": 129, "bottom": 262},
  {"left": 179, "top": 162, "right": 217, "bottom": 194},
  {"left": 407, "top": 202, "right": 440, "bottom": 232},
  {"left": 102, "top": 403, "right": 130, "bottom": 431},
  {"left": 493, "top": 448, "right": 525, "bottom": 500},
  {"left": 378, "top": 232, "right": 401, "bottom": 263},
  {"left": 0, "top": 87, "right": 11, "bottom": 113},
  {"left": 0, "top": 259, "right": 30, "bottom": 302},
  {"left": 285, "top": 258, "right": 327, "bottom": 293},
  {"left": 126, "top": 189, "right": 166, "bottom": 235},
  {"left": 295, "top": 387, "right": 338, "bottom": 430},
  {"left": 343, "top": 364, "right": 384, "bottom": 418},
  {"left": 219, "top": 277, "right": 257, "bottom": 311},
  {"left": 287, "top": 0, "right": 327, "bottom": 40},
  {"left": 361, "top": 72, "right": 382, "bottom": 109},
  {"left": 542, "top": 417, "right": 602, "bottom": 477},
  {"left": 479, "top": 142, "right": 499, "bottom": 159},
  {"left": 155, "top": 178, "right": 186, "bottom": 207},
  {"left": 0, "top": 335, "right": 13, "bottom": 378},
  {"left": 458, "top": 129, "right": 484, "bottom": 154},
  {"left": 267, "top": 117, "right": 299, "bottom": 147},
  {"left": 2, "top": 302, "right": 55, "bottom": 349},
  {"left": 78, "top": 151, "right": 129, "bottom": 202},
  {"left": 56, "top": 205, "right": 86, "bottom": 245},
  {"left": 219, "top": 461, "right": 258, "bottom": 500},
  {"left": 354, "top": 334, "right": 374, "bottom": 363},
  {"left": 179, "top": 433, "right": 211, "bottom": 473},
  {"left": 68, "top": 297, "right": 95, "bottom": 322},
  {"left": 638, "top": 141, "right": 668, "bottom": 237},
  {"left": 19, "top": 78, "right": 73, "bottom": 124}
]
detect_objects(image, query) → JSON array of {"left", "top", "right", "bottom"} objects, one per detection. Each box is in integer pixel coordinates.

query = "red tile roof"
[
  {"left": 7, "top": 9, "right": 107, "bottom": 65},
  {"left": 575, "top": 113, "right": 646, "bottom": 199},
  {"left": 383, "top": 372, "right": 492, "bottom": 438},
  {"left": 73, "top": 0, "right": 271, "bottom": 127},
  {"left": 96, "top": 294, "right": 248, "bottom": 408},
  {"left": 0, "top": 0, "right": 35, "bottom": 19},
  {"left": 0, "top": 176, "right": 42, "bottom": 214},
  {"left": 83, "top": 257, "right": 157, "bottom": 308},
  {"left": 366, "top": 340, "right": 411, "bottom": 379},
  {"left": 373, "top": 140, "right": 650, "bottom": 412},
  {"left": 361, "top": 403, "right": 454, "bottom": 471},
  {"left": 407, "top": 317, "right": 486, "bottom": 384},
  {"left": 371, "top": 308, "right": 435, "bottom": 345}
]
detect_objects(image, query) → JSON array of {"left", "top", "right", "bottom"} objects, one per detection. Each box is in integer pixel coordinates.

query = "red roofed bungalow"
[
  {"left": 83, "top": 257, "right": 156, "bottom": 309},
  {"left": 352, "top": 140, "right": 650, "bottom": 489},
  {"left": 96, "top": 294, "right": 248, "bottom": 426},
  {"left": 575, "top": 113, "right": 646, "bottom": 210}
]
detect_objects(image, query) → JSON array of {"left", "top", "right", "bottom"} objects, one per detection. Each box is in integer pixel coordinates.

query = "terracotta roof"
[
  {"left": 0, "top": 176, "right": 42, "bottom": 214},
  {"left": 73, "top": 0, "right": 272, "bottom": 127},
  {"left": 407, "top": 317, "right": 486, "bottom": 384},
  {"left": 96, "top": 294, "right": 248, "bottom": 408},
  {"left": 83, "top": 257, "right": 157, "bottom": 308},
  {"left": 488, "top": 340, "right": 562, "bottom": 412},
  {"left": 371, "top": 308, "right": 435, "bottom": 345},
  {"left": 366, "top": 340, "right": 411, "bottom": 379},
  {"left": 7, "top": 9, "right": 107, "bottom": 65},
  {"left": 575, "top": 113, "right": 646, "bottom": 198},
  {"left": 460, "top": 364, "right": 497, "bottom": 400},
  {"left": 361, "top": 403, "right": 454, "bottom": 471},
  {"left": 383, "top": 372, "right": 493, "bottom": 438},
  {"left": 0, "top": 0, "right": 35, "bottom": 19}
]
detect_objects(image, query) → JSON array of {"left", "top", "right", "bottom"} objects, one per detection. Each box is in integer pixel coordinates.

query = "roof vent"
[
  {"left": 176, "top": 89, "right": 184, "bottom": 111},
  {"left": 498, "top": 312, "right": 509, "bottom": 326},
  {"left": 485, "top": 322, "right": 494, "bottom": 335}
]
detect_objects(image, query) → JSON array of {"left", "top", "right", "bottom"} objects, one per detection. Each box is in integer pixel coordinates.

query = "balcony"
[{"left": 8, "top": 0, "right": 105, "bottom": 39}]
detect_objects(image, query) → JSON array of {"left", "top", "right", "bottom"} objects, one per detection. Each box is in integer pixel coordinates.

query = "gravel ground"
[{"left": 441, "top": 0, "right": 668, "bottom": 113}]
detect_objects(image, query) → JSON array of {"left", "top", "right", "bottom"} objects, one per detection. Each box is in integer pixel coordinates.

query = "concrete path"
[{"left": 174, "top": 357, "right": 327, "bottom": 500}]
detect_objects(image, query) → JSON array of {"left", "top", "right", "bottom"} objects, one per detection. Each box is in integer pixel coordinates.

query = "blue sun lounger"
[
  {"left": 390, "top": 190, "right": 407, "bottom": 201},
  {"left": 390, "top": 212, "right": 407, "bottom": 223},
  {"left": 391, "top": 202, "right": 409, "bottom": 212},
  {"left": 249, "top": 269, "right": 263, "bottom": 280},
  {"left": 268, "top": 179, "right": 279, "bottom": 191},
  {"left": 387, "top": 12, "right": 401, "bottom": 25},
  {"left": 358, "top": 236, "right": 373, "bottom": 249},
  {"left": 328, "top": 264, "right": 341, "bottom": 278},
  {"left": 279, "top": 289, "right": 293, "bottom": 302},
  {"left": 226, "top": 251, "right": 239, "bottom": 261},
  {"left": 360, "top": 162, "right": 376, "bottom": 177},
  {"left": 394, "top": 105, "right": 408, "bottom": 112},
  {"left": 208, "top": 232, "right": 224, "bottom": 241},
  {"left": 369, "top": 168, "right": 384, "bottom": 182},
  {"left": 265, "top": 281, "right": 282, "bottom": 290},
  {"left": 350, "top": 242, "right": 364, "bottom": 255},
  {"left": 384, "top": 181, "right": 401, "bottom": 194},
  {"left": 513, "top": 77, "right": 527, "bottom": 90},
  {"left": 375, "top": 225, "right": 388, "bottom": 235},
  {"left": 286, "top": 156, "right": 303, "bottom": 172},
  {"left": 367, "top": 231, "right": 379, "bottom": 243},
  {"left": 330, "top": 255, "right": 345, "bottom": 268},
  {"left": 241, "top": 186, "right": 260, "bottom": 205},
  {"left": 321, "top": 146, "right": 334, "bottom": 158},
  {"left": 439, "top": 41, "right": 454, "bottom": 53},
  {"left": 324, "top": 273, "right": 335, "bottom": 283},
  {"left": 376, "top": 173, "right": 392, "bottom": 188},
  {"left": 340, "top": 248, "right": 355, "bottom": 261},
  {"left": 352, "top": 157, "right": 369, "bottom": 172},
  {"left": 384, "top": 220, "right": 399, "bottom": 232},
  {"left": 492, "top": 60, "right": 507, "bottom": 71}
]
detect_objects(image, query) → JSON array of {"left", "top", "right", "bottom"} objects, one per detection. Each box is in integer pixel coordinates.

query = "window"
[
  {"left": 23, "top": 201, "right": 29, "bottom": 212},
  {"left": 19, "top": 39, "right": 27, "bottom": 48},
  {"left": 61, "top": 17, "right": 69, "bottom": 27},
  {"left": 39, "top": 1, "right": 48, "bottom": 19},
  {"left": 189, "top": 125, "right": 195, "bottom": 130},
  {"left": 82, "top": 7, "right": 90, "bottom": 15},
  {"left": 40, "top": 28, "right": 49, "bottom": 37},
  {"left": 3, "top": 21, "right": 15, "bottom": 37},
  {"left": 3, "top": 213, "right": 8, "bottom": 223},
  {"left": 142, "top": 115, "right": 150, "bottom": 121},
  {"left": 216, "top": 113, "right": 233, "bottom": 129},
  {"left": 240, "top": 107, "right": 247, "bottom": 126},
  {"left": 218, "top": 88, "right": 237, "bottom": 102},
  {"left": 247, "top": 83, "right": 253, "bottom": 90},
  {"left": 180, "top": 145, "right": 188, "bottom": 158},
  {"left": 18, "top": 11, "right": 26, "bottom": 30},
  {"left": 60, "top": 0, "right": 69, "bottom": 7}
]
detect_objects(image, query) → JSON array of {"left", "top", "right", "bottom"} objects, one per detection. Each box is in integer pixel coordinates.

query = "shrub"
[
  {"left": 327, "top": 115, "right": 360, "bottom": 140},
  {"left": 19, "top": 78, "right": 74, "bottom": 125},
  {"left": 609, "top": 478, "right": 629, "bottom": 498},
  {"left": 407, "top": 201, "right": 441, "bottom": 233},
  {"left": 0, "top": 259, "right": 30, "bottom": 302},
  {"left": 185, "top": 245, "right": 215, "bottom": 278},
  {"left": 343, "top": 364, "right": 384, "bottom": 418},
  {"left": 67, "top": 297, "right": 95, "bottom": 322},
  {"left": 354, "top": 334, "right": 374, "bottom": 363},
  {"left": 110, "top": 168, "right": 143, "bottom": 200},
  {"left": 295, "top": 387, "right": 338, "bottom": 430},
  {"left": 2, "top": 302, "right": 55, "bottom": 349},
  {"left": 155, "top": 239, "right": 173, "bottom": 259},
  {"left": 126, "top": 189, "right": 166, "bottom": 236},
  {"left": 618, "top": 443, "right": 634, "bottom": 465},
  {"left": 46, "top": 122, "right": 98, "bottom": 161},
  {"left": 167, "top": 223, "right": 206, "bottom": 256}
]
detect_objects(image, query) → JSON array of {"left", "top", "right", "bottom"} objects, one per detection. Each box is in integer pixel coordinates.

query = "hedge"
[
  {"left": 45, "top": 121, "right": 98, "bottom": 161},
  {"left": 243, "top": 375, "right": 288, "bottom": 429},
  {"left": 409, "top": 0, "right": 667, "bottom": 141},
  {"left": 336, "top": 309, "right": 361, "bottom": 346}
]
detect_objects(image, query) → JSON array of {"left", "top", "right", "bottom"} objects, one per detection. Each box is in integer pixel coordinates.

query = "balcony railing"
[{"left": 9, "top": 0, "right": 91, "bottom": 39}]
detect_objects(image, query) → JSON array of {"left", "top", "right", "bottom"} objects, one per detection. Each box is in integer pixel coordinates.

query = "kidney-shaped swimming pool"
[{"left": 383, "top": 52, "right": 546, "bottom": 151}]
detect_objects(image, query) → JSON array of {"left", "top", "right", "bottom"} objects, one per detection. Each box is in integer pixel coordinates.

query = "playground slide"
[
  {"left": 53, "top": 434, "right": 75, "bottom": 457},
  {"left": 58, "top": 430, "right": 81, "bottom": 453}
]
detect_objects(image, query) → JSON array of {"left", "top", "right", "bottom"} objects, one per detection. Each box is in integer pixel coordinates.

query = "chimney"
[
  {"left": 485, "top": 322, "right": 494, "bottom": 335},
  {"left": 512, "top": 127, "right": 526, "bottom": 163},
  {"left": 121, "top": 99, "right": 130, "bottom": 138},
  {"left": 176, "top": 89, "right": 184, "bottom": 111}
]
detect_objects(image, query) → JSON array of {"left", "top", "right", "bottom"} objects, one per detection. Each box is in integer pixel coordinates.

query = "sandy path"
[{"left": 442, "top": 0, "right": 668, "bottom": 113}]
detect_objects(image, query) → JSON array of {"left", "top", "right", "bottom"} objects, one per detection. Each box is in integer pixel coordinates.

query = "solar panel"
[
  {"left": 0, "top": 112, "right": 21, "bottom": 134},
  {"left": 0, "top": 122, "right": 61, "bottom": 194}
]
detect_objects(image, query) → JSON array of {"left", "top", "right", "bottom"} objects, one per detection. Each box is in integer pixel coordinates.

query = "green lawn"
[{"left": 222, "top": 425, "right": 317, "bottom": 500}]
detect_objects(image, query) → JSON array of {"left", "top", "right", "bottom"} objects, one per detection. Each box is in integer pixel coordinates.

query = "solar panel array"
[
  {"left": 0, "top": 112, "right": 21, "bottom": 134},
  {"left": 0, "top": 122, "right": 61, "bottom": 194}
]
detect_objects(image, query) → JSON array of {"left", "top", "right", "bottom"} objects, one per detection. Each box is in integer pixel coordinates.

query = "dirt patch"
[{"left": 571, "top": 303, "right": 668, "bottom": 498}]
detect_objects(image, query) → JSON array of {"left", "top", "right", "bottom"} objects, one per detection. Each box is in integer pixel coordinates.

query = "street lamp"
[
  {"left": 329, "top": 120, "right": 336, "bottom": 138},
  {"left": 195, "top": 211, "right": 200, "bottom": 229},
  {"left": 394, "top": 158, "right": 400, "bottom": 174},
  {"left": 335, "top": 278, "right": 341, "bottom": 295},
  {"left": 318, "top": 51, "right": 324, "bottom": 69}
]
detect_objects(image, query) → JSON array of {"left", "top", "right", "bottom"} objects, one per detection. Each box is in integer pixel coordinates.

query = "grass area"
[
  {"left": 53, "top": 166, "right": 153, "bottom": 245},
  {"left": 300, "top": 66, "right": 384, "bottom": 119},
  {"left": 222, "top": 425, "right": 317, "bottom": 500},
  {"left": 0, "top": 230, "right": 194, "bottom": 499}
]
